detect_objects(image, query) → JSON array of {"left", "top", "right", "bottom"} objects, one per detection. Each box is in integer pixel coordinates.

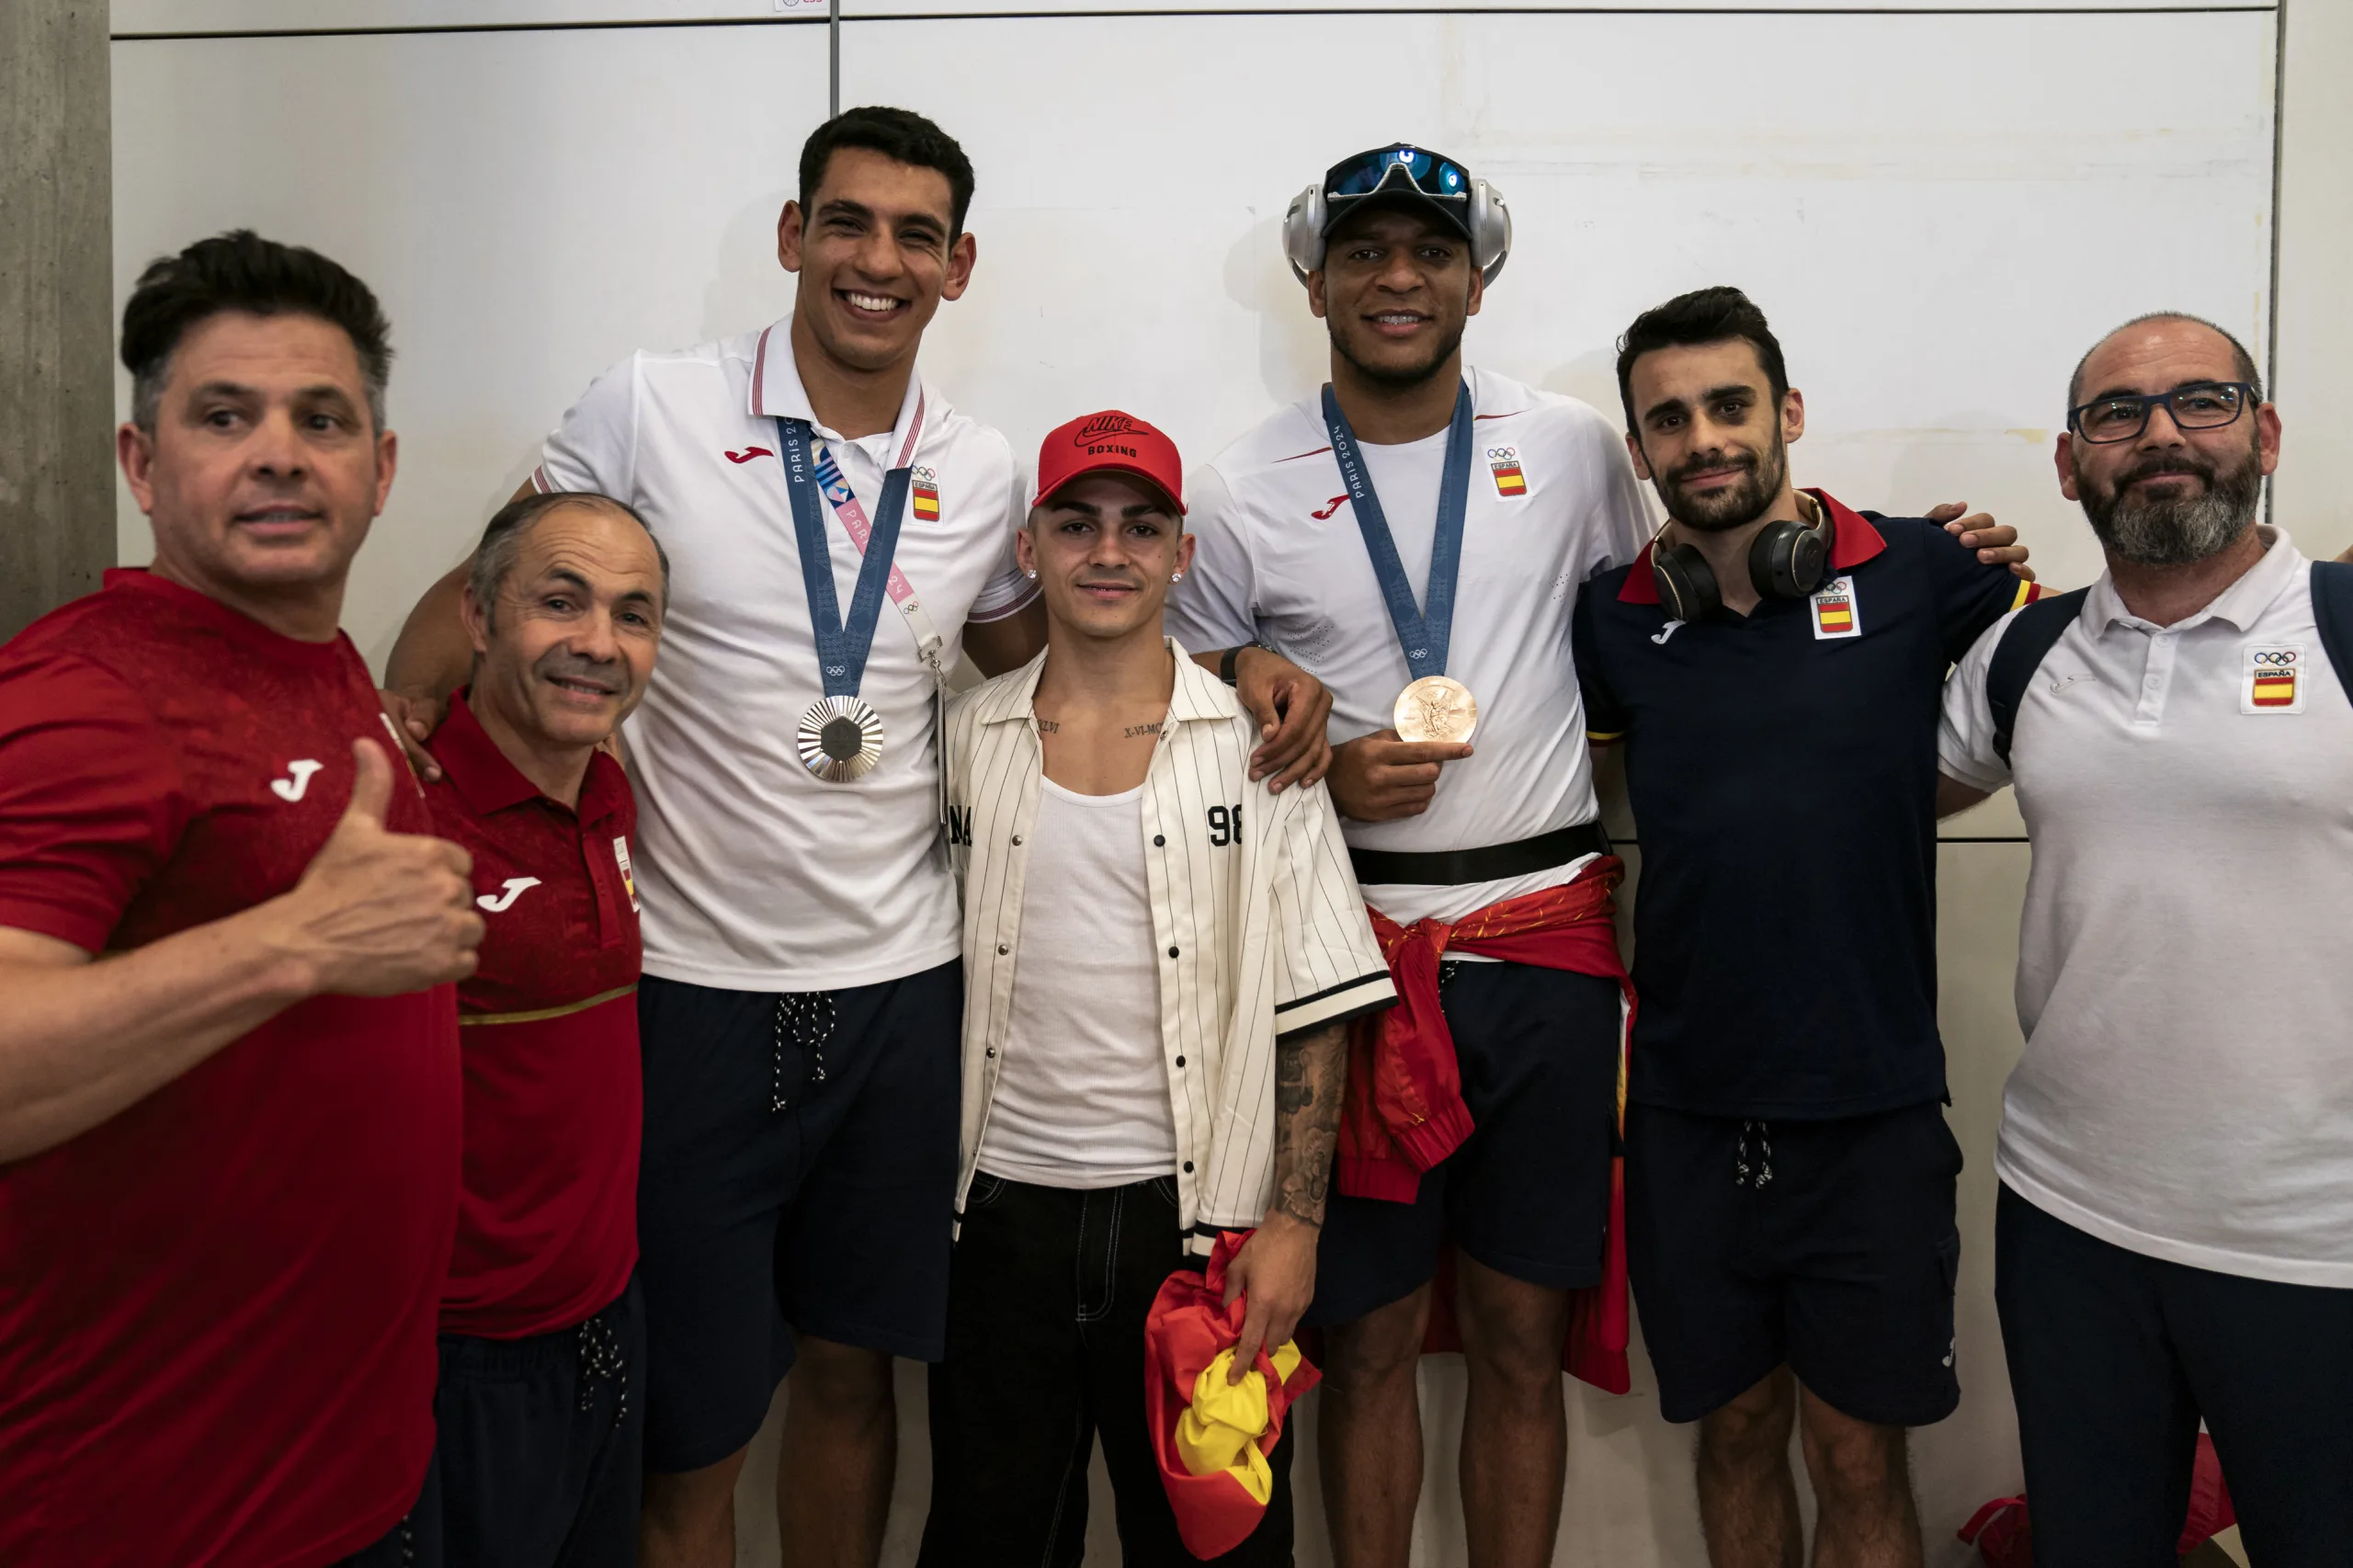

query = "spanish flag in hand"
[{"left": 1144, "top": 1232, "right": 1320, "bottom": 1559}]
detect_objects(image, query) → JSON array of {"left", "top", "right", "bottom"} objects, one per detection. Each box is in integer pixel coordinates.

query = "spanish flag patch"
[
  {"left": 1487, "top": 447, "right": 1527, "bottom": 497},
  {"left": 912, "top": 468, "right": 941, "bottom": 522},
  {"left": 1809, "top": 575, "right": 1860, "bottom": 640},
  {"left": 2242, "top": 645, "right": 2304, "bottom": 713}
]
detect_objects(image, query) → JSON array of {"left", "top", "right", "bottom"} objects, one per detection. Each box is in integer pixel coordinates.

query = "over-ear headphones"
[
  {"left": 1649, "top": 502, "right": 1834, "bottom": 623},
  {"left": 1283, "top": 179, "right": 1512, "bottom": 287}
]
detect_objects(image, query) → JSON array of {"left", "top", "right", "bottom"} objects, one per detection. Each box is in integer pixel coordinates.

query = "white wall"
[{"left": 107, "top": 3, "right": 2341, "bottom": 1563}]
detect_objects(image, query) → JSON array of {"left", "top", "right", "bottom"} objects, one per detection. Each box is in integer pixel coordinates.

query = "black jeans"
[
  {"left": 916, "top": 1174, "right": 1294, "bottom": 1568},
  {"left": 1996, "top": 1184, "right": 2353, "bottom": 1567}
]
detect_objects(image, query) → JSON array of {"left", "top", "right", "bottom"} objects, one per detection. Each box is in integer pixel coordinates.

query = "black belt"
[{"left": 1348, "top": 821, "right": 1610, "bottom": 888}]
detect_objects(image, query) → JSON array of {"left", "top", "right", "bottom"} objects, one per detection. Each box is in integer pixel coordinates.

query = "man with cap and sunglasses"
[
  {"left": 1169, "top": 142, "right": 1649, "bottom": 1568},
  {"left": 924, "top": 411, "right": 1393, "bottom": 1567}
]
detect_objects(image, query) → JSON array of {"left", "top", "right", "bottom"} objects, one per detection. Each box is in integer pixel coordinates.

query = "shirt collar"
[
  {"left": 2086, "top": 524, "right": 2302, "bottom": 635},
  {"left": 746, "top": 314, "right": 929, "bottom": 460},
  {"left": 436, "top": 687, "right": 627, "bottom": 823},
  {"left": 102, "top": 567, "right": 350, "bottom": 670},
  {"left": 973, "top": 636, "right": 1240, "bottom": 727},
  {"left": 1616, "top": 488, "right": 1886, "bottom": 605}
]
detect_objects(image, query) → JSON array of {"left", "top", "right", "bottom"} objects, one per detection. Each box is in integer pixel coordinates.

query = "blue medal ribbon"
[
  {"left": 777, "top": 417, "right": 910, "bottom": 700},
  {"left": 1321, "top": 380, "right": 1475, "bottom": 682}
]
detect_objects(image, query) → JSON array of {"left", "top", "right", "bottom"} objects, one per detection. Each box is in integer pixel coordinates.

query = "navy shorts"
[
  {"left": 1996, "top": 1184, "right": 2353, "bottom": 1567},
  {"left": 1305, "top": 960, "right": 1623, "bottom": 1326},
  {"left": 635, "top": 961, "right": 961, "bottom": 1473},
  {"left": 1626, "top": 1099, "right": 1962, "bottom": 1426},
  {"left": 426, "top": 1274, "right": 644, "bottom": 1568}
]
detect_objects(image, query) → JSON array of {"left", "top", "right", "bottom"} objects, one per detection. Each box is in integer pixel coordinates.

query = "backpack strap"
[
  {"left": 1987, "top": 587, "right": 2091, "bottom": 768},
  {"left": 2311, "top": 560, "right": 2353, "bottom": 711}
]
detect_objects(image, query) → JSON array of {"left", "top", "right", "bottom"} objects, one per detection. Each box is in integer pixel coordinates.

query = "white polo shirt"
[
  {"left": 1166, "top": 368, "right": 1652, "bottom": 925},
  {"left": 1939, "top": 528, "right": 2353, "bottom": 1286},
  {"left": 536, "top": 319, "right": 1035, "bottom": 992},
  {"left": 945, "top": 642, "right": 1396, "bottom": 1252}
]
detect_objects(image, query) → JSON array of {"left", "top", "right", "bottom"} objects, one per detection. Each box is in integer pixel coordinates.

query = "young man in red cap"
[
  {"left": 0, "top": 231, "right": 482, "bottom": 1568},
  {"left": 419, "top": 488, "right": 668, "bottom": 1567},
  {"left": 922, "top": 412, "right": 1395, "bottom": 1566}
]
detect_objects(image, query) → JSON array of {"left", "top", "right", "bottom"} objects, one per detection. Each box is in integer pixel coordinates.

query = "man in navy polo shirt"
[
  {"left": 1572, "top": 287, "right": 2034, "bottom": 1568},
  {"left": 420, "top": 489, "right": 668, "bottom": 1567}
]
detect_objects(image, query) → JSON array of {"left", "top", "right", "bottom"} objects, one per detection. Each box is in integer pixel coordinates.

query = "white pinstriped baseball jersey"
[{"left": 944, "top": 641, "right": 1396, "bottom": 1253}]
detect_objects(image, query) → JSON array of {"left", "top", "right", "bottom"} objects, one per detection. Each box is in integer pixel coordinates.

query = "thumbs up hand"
[{"left": 269, "top": 738, "right": 484, "bottom": 995}]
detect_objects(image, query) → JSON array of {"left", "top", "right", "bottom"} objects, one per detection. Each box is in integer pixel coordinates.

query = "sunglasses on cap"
[{"left": 1324, "top": 144, "right": 1472, "bottom": 203}]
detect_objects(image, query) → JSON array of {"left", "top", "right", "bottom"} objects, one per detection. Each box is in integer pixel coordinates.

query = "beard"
[
  {"left": 1656, "top": 435, "right": 1789, "bottom": 534},
  {"left": 2075, "top": 440, "right": 2264, "bottom": 566},
  {"left": 1328, "top": 314, "right": 1467, "bottom": 392}
]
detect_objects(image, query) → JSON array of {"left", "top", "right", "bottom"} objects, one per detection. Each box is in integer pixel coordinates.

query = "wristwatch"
[{"left": 1220, "top": 641, "right": 1277, "bottom": 687}]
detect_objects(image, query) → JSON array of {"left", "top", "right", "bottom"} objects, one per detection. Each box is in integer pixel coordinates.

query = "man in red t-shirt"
[
  {"left": 416, "top": 489, "right": 666, "bottom": 1567},
  {"left": 0, "top": 231, "right": 483, "bottom": 1568}
]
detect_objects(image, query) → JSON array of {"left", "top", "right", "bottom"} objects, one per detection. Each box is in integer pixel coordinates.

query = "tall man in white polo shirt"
[
  {"left": 924, "top": 411, "right": 1392, "bottom": 1566},
  {"left": 1938, "top": 312, "right": 2353, "bottom": 1567},
  {"left": 1169, "top": 143, "right": 1650, "bottom": 1568},
  {"left": 386, "top": 108, "right": 1333, "bottom": 1568}
]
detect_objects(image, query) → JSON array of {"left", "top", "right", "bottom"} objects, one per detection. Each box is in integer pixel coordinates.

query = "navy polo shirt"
[{"left": 1572, "top": 489, "right": 2035, "bottom": 1119}]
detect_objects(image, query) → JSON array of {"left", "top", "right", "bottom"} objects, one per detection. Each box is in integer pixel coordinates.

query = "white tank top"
[{"left": 976, "top": 778, "right": 1178, "bottom": 1187}]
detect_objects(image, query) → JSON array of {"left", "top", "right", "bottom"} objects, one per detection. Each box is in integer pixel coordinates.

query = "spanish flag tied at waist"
[
  {"left": 1338, "top": 860, "right": 1638, "bottom": 1394},
  {"left": 1144, "top": 1231, "right": 1320, "bottom": 1560}
]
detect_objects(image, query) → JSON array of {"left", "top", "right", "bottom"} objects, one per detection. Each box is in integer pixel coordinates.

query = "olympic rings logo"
[
  {"left": 1485, "top": 447, "right": 1518, "bottom": 460},
  {"left": 2251, "top": 651, "right": 2300, "bottom": 665}
]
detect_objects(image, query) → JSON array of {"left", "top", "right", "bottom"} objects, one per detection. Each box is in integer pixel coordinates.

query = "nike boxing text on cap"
[{"left": 1031, "top": 410, "right": 1186, "bottom": 516}]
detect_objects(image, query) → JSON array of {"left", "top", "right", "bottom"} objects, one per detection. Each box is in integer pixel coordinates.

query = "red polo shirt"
[
  {"left": 0, "top": 570, "right": 460, "bottom": 1568},
  {"left": 425, "top": 689, "right": 642, "bottom": 1340}
]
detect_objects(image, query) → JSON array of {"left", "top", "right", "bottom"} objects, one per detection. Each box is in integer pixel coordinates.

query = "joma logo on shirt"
[
  {"left": 269, "top": 759, "right": 324, "bottom": 801},
  {"left": 476, "top": 877, "right": 541, "bottom": 913},
  {"left": 945, "top": 805, "right": 973, "bottom": 847}
]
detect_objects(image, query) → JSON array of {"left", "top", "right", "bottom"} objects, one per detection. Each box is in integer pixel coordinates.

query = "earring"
[
  {"left": 1171, "top": 572, "right": 1183, "bottom": 583},
  {"left": 1026, "top": 569, "right": 1038, "bottom": 580}
]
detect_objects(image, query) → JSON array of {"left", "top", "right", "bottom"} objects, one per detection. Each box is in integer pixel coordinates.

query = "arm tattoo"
[
  {"left": 1036, "top": 719, "right": 1061, "bottom": 733},
  {"left": 1271, "top": 1021, "right": 1347, "bottom": 1228}
]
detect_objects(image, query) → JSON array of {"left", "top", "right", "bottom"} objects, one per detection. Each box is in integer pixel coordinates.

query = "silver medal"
[{"left": 797, "top": 696, "right": 884, "bottom": 783}]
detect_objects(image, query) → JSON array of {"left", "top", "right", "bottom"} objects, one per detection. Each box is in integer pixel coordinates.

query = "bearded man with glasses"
[{"left": 1938, "top": 312, "right": 2353, "bottom": 1566}]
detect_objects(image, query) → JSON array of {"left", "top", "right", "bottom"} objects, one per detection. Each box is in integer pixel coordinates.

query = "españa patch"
[
  {"left": 2242, "top": 645, "right": 2304, "bottom": 714},
  {"left": 1486, "top": 446, "right": 1527, "bottom": 497},
  {"left": 912, "top": 466, "right": 941, "bottom": 522},
  {"left": 613, "top": 835, "right": 640, "bottom": 913},
  {"left": 1810, "top": 575, "right": 1860, "bottom": 640}
]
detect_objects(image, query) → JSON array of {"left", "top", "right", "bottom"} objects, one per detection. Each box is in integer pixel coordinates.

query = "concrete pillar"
[{"left": 1, "top": 0, "right": 113, "bottom": 641}]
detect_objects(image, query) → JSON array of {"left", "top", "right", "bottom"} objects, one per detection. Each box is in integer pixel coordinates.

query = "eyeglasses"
[
  {"left": 2067, "top": 381, "right": 2255, "bottom": 444},
  {"left": 1324, "top": 144, "right": 1471, "bottom": 202}
]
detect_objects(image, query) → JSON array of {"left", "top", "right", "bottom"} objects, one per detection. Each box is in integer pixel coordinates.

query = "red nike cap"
[{"left": 1031, "top": 410, "right": 1186, "bottom": 515}]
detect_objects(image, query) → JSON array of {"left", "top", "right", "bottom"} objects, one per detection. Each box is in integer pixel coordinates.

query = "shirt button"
[
  {"left": 1175, "top": 1054, "right": 1187, "bottom": 1068},
  {"left": 1154, "top": 835, "right": 1166, "bottom": 847},
  {"left": 985, "top": 1047, "right": 997, "bottom": 1059},
  {"left": 997, "top": 944, "right": 1010, "bottom": 955},
  {"left": 1168, "top": 946, "right": 1180, "bottom": 959},
  {"left": 1011, "top": 835, "right": 1023, "bottom": 846},
  {"left": 1182, "top": 1161, "right": 1195, "bottom": 1174}
]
